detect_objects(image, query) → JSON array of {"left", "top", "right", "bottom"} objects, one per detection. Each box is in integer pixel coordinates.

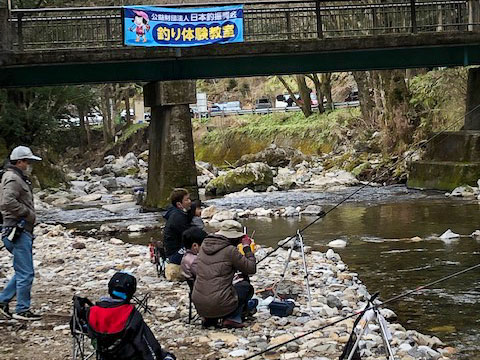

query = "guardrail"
[
  {"left": 5, "top": 0, "right": 480, "bottom": 51},
  {"left": 196, "top": 100, "right": 360, "bottom": 117}
]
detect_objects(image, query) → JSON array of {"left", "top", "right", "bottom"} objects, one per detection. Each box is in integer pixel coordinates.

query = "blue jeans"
[{"left": 0, "top": 231, "right": 35, "bottom": 313}]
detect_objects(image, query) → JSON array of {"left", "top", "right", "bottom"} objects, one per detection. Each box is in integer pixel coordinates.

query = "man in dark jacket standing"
[
  {"left": 0, "top": 146, "right": 42, "bottom": 321},
  {"left": 163, "top": 188, "right": 192, "bottom": 264},
  {"left": 87, "top": 272, "right": 175, "bottom": 360},
  {"left": 192, "top": 220, "right": 256, "bottom": 328}
]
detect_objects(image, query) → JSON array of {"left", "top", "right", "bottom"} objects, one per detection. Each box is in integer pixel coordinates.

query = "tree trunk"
[
  {"left": 379, "top": 69, "right": 417, "bottom": 151},
  {"left": 278, "top": 75, "right": 312, "bottom": 117},
  {"left": 296, "top": 74, "right": 312, "bottom": 117},
  {"left": 353, "top": 71, "right": 377, "bottom": 127},
  {"left": 311, "top": 73, "right": 325, "bottom": 113},
  {"left": 124, "top": 95, "right": 132, "bottom": 125},
  {"left": 78, "top": 105, "right": 87, "bottom": 153},
  {"left": 320, "top": 73, "right": 333, "bottom": 110},
  {"left": 100, "top": 85, "right": 114, "bottom": 143}
]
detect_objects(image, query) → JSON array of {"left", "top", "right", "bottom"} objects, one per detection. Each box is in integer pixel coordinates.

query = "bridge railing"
[{"left": 7, "top": 0, "right": 480, "bottom": 51}]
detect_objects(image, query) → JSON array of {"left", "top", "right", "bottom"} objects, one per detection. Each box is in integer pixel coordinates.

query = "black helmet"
[{"left": 108, "top": 272, "right": 137, "bottom": 301}]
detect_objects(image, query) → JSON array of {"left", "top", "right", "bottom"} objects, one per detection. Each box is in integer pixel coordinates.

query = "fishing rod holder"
[
  {"left": 271, "top": 230, "right": 313, "bottom": 313},
  {"left": 342, "top": 292, "right": 395, "bottom": 360}
]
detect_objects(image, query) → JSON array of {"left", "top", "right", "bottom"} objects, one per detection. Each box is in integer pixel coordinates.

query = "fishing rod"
[
  {"left": 256, "top": 103, "right": 480, "bottom": 265},
  {"left": 243, "top": 262, "right": 480, "bottom": 359}
]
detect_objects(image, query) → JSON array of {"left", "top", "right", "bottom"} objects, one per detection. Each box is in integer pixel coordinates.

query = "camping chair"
[
  {"left": 186, "top": 279, "right": 194, "bottom": 324},
  {"left": 70, "top": 296, "right": 97, "bottom": 360},
  {"left": 150, "top": 240, "right": 166, "bottom": 278}
]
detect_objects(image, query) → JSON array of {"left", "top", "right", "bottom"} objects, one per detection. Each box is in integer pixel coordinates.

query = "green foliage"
[
  {"left": 409, "top": 67, "right": 467, "bottom": 139},
  {"left": 0, "top": 86, "right": 97, "bottom": 149},
  {"left": 116, "top": 123, "right": 149, "bottom": 144},
  {"left": 202, "top": 108, "right": 359, "bottom": 147}
]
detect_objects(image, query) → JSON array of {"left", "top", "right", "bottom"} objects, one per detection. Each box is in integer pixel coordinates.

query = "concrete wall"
[{"left": 465, "top": 67, "right": 480, "bottom": 130}]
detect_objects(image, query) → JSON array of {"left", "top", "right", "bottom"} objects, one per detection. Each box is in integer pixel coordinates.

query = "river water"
[{"left": 39, "top": 185, "right": 480, "bottom": 358}]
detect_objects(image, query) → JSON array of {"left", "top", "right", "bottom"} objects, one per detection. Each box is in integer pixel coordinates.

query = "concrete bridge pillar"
[
  {"left": 143, "top": 80, "right": 198, "bottom": 209},
  {"left": 465, "top": 67, "right": 480, "bottom": 130}
]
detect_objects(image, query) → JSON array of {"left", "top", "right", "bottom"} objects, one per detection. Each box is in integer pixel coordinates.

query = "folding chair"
[
  {"left": 186, "top": 280, "right": 194, "bottom": 324},
  {"left": 70, "top": 296, "right": 97, "bottom": 360},
  {"left": 149, "top": 240, "right": 166, "bottom": 278}
]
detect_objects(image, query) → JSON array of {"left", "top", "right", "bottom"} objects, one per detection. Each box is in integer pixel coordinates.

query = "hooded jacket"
[
  {"left": 192, "top": 234, "right": 256, "bottom": 318},
  {"left": 0, "top": 166, "right": 35, "bottom": 232},
  {"left": 163, "top": 205, "right": 191, "bottom": 257},
  {"left": 87, "top": 298, "right": 172, "bottom": 360}
]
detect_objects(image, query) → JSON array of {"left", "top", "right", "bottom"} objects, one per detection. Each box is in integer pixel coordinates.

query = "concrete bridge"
[{"left": 1, "top": 0, "right": 480, "bottom": 206}]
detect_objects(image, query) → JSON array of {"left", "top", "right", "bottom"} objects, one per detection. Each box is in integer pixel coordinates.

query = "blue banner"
[{"left": 123, "top": 5, "right": 244, "bottom": 47}]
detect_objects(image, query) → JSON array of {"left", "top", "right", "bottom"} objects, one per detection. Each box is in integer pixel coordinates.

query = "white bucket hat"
[
  {"left": 216, "top": 220, "right": 245, "bottom": 239},
  {"left": 10, "top": 146, "right": 42, "bottom": 161}
]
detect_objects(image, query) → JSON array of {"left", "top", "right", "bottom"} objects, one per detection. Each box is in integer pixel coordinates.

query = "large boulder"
[
  {"left": 235, "top": 144, "right": 309, "bottom": 168},
  {"left": 205, "top": 162, "right": 274, "bottom": 196}
]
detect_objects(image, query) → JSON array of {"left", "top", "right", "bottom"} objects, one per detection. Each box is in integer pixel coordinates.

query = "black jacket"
[
  {"left": 87, "top": 299, "right": 172, "bottom": 360},
  {"left": 163, "top": 206, "right": 191, "bottom": 257}
]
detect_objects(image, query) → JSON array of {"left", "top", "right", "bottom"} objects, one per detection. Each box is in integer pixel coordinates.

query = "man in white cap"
[{"left": 0, "top": 146, "right": 42, "bottom": 321}]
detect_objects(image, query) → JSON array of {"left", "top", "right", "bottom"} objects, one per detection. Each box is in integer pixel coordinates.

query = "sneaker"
[
  {"left": 222, "top": 319, "right": 247, "bottom": 328},
  {"left": 13, "top": 310, "right": 41, "bottom": 321},
  {"left": 0, "top": 303, "right": 12, "bottom": 319}
]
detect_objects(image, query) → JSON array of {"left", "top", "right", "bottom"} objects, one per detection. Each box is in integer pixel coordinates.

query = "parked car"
[
  {"left": 345, "top": 90, "right": 359, "bottom": 102},
  {"left": 255, "top": 97, "right": 272, "bottom": 109},
  {"left": 276, "top": 93, "right": 318, "bottom": 108},
  {"left": 120, "top": 109, "right": 134, "bottom": 121}
]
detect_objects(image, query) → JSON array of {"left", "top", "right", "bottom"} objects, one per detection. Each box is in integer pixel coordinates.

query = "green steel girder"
[{"left": 1, "top": 42, "right": 480, "bottom": 87}]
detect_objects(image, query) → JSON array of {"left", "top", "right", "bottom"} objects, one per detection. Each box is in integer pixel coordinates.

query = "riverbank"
[{"left": 0, "top": 223, "right": 456, "bottom": 360}]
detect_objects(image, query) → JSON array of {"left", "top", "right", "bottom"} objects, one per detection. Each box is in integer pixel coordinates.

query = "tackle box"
[{"left": 268, "top": 299, "right": 295, "bottom": 317}]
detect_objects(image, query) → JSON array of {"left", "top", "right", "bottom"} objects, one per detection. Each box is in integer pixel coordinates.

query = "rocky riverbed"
[{"left": 0, "top": 224, "right": 456, "bottom": 360}]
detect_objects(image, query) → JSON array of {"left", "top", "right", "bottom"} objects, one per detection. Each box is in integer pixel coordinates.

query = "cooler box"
[{"left": 268, "top": 300, "right": 295, "bottom": 317}]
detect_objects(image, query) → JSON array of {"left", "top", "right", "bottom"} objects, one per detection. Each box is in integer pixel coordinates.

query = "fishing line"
[
  {"left": 243, "top": 263, "right": 480, "bottom": 359},
  {"left": 256, "top": 102, "right": 480, "bottom": 265}
]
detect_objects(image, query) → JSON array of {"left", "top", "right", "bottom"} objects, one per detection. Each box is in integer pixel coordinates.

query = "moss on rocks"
[{"left": 205, "top": 162, "right": 273, "bottom": 195}]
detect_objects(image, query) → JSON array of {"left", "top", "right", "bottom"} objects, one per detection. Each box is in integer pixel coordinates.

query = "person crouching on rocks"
[
  {"left": 192, "top": 220, "right": 256, "bottom": 328},
  {"left": 87, "top": 272, "right": 175, "bottom": 360}
]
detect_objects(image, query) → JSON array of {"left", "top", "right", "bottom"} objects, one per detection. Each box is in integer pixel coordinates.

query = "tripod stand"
[
  {"left": 343, "top": 293, "right": 395, "bottom": 360},
  {"left": 273, "top": 230, "right": 313, "bottom": 311}
]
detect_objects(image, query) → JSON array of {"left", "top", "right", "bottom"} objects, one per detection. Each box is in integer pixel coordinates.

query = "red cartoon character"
[{"left": 129, "top": 10, "right": 150, "bottom": 43}]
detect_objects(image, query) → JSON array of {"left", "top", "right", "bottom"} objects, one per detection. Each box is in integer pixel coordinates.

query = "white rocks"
[
  {"left": 328, "top": 239, "right": 347, "bottom": 248},
  {"left": 116, "top": 177, "right": 141, "bottom": 188},
  {"left": 228, "top": 349, "right": 248, "bottom": 357},
  {"left": 326, "top": 249, "right": 341, "bottom": 261},
  {"left": 449, "top": 185, "right": 477, "bottom": 197},
  {"left": 127, "top": 224, "right": 147, "bottom": 232},
  {"left": 109, "top": 238, "right": 123, "bottom": 245},
  {"left": 212, "top": 210, "right": 238, "bottom": 222},
  {"left": 251, "top": 208, "right": 273, "bottom": 217},
  {"left": 300, "top": 205, "right": 323, "bottom": 216},
  {"left": 102, "top": 202, "right": 139, "bottom": 213},
  {"left": 201, "top": 205, "right": 218, "bottom": 219},
  {"left": 73, "top": 193, "right": 103, "bottom": 203},
  {"left": 439, "top": 229, "right": 460, "bottom": 240},
  {"left": 309, "top": 170, "right": 358, "bottom": 188}
]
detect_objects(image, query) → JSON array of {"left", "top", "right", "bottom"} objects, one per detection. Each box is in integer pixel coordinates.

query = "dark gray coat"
[{"left": 0, "top": 167, "right": 35, "bottom": 232}]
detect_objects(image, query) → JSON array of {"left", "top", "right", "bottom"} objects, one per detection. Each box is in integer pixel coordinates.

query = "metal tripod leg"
[
  {"left": 346, "top": 317, "right": 371, "bottom": 360},
  {"left": 297, "top": 230, "right": 312, "bottom": 311},
  {"left": 375, "top": 308, "right": 395, "bottom": 360},
  {"left": 272, "top": 236, "right": 296, "bottom": 299},
  {"left": 346, "top": 308, "right": 396, "bottom": 360}
]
